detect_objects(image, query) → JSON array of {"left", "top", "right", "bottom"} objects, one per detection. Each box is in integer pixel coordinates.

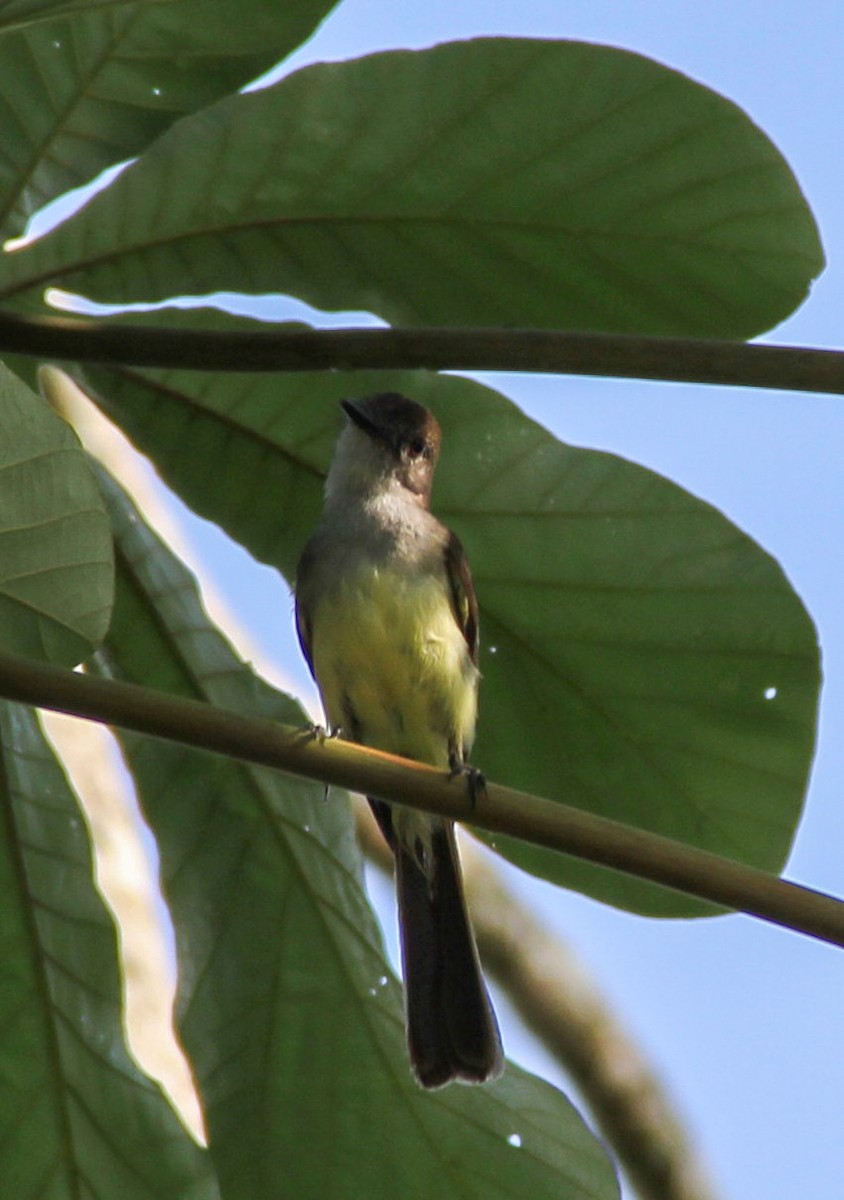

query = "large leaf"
[
  {"left": 0, "top": 37, "right": 823, "bottom": 336},
  {"left": 0, "top": 0, "right": 174, "bottom": 33},
  {"left": 0, "top": 0, "right": 172, "bottom": 33},
  {"left": 74, "top": 318, "right": 820, "bottom": 914},
  {"left": 87, "top": 468, "right": 619, "bottom": 1200},
  {"left": 0, "top": 0, "right": 338, "bottom": 237},
  {"left": 0, "top": 362, "right": 112, "bottom": 664},
  {"left": 78, "top": 314, "right": 335, "bottom": 578},
  {"left": 0, "top": 699, "right": 216, "bottom": 1198}
]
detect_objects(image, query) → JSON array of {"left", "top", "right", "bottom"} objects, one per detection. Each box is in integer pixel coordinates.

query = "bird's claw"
[
  {"left": 306, "top": 723, "right": 342, "bottom": 801},
  {"left": 448, "top": 752, "right": 487, "bottom": 811},
  {"left": 309, "top": 722, "right": 342, "bottom": 744}
]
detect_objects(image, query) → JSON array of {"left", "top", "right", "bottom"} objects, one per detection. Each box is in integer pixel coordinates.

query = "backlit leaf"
[{"left": 0, "top": 38, "right": 823, "bottom": 336}]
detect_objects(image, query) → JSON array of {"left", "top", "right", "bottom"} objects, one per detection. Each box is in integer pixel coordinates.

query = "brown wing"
[
  {"left": 293, "top": 542, "right": 317, "bottom": 678},
  {"left": 443, "top": 530, "right": 479, "bottom": 665}
]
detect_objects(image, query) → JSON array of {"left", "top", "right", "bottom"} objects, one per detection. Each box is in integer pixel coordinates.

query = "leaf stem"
[
  {"left": 4, "top": 309, "right": 844, "bottom": 394},
  {"left": 0, "top": 648, "right": 841, "bottom": 948}
]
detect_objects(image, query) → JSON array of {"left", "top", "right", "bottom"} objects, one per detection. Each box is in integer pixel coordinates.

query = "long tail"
[{"left": 379, "top": 806, "right": 503, "bottom": 1088}]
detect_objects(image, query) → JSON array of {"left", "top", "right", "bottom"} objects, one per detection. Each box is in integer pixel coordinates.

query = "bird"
[{"left": 294, "top": 392, "right": 503, "bottom": 1088}]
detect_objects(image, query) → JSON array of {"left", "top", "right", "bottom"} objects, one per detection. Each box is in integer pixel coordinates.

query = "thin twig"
[
  {"left": 5, "top": 309, "right": 844, "bottom": 394},
  {"left": 0, "top": 648, "right": 841, "bottom": 950}
]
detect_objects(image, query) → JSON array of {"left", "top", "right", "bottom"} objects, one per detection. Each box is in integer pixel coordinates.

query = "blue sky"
[{"left": 131, "top": 5, "right": 844, "bottom": 1197}]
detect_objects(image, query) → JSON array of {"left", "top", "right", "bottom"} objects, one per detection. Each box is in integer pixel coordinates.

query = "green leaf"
[
  {"left": 0, "top": 699, "right": 217, "bottom": 1198},
  {"left": 0, "top": 0, "right": 338, "bottom": 238},
  {"left": 448, "top": 399, "right": 819, "bottom": 914},
  {"left": 89, "top": 467, "right": 619, "bottom": 1200},
  {"left": 0, "top": 38, "right": 823, "bottom": 336},
  {"left": 0, "top": 363, "right": 112, "bottom": 665},
  {"left": 76, "top": 319, "right": 820, "bottom": 914},
  {"left": 0, "top": 0, "right": 174, "bottom": 34},
  {"left": 81, "top": 314, "right": 816, "bottom": 912},
  {"left": 79, "top": 313, "right": 335, "bottom": 579}
]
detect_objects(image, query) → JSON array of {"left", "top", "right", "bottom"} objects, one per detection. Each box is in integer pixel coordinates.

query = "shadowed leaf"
[
  {"left": 75, "top": 319, "right": 820, "bottom": 913},
  {"left": 0, "top": 363, "right": 112, "bottom": 665},
  {"left": 87, "top": 467, "right": 619, "bottom": 1200},
  {"left": 1, "top": 38, "right": 823, "bottom": 336},
  {"left": 0, "top": 0, "right": 338, "bottom": 237},
  {"left": 0, "top": 700, "right": 217, "bottom": 1197},
  {"left": 0, "top": 0, "right": 174, "bottom": 34}
]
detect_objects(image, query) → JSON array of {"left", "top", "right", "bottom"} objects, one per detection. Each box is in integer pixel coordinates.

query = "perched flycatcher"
[{"left": 295, "top": 393, "right": 503, "bottom": 1088}]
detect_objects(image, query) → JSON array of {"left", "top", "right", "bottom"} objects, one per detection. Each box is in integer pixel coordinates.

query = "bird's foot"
[
  {"left": 448, "top": 751, "right": 487, "bottom": 811},
  {"left": 308, "top": 722, "right": 342, "bottom": 744},
  {"left": 306, "top": 724, "right": 342, "bottom": 801}
]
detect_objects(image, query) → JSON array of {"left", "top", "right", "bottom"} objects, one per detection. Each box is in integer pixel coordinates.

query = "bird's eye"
[{"left": 407, "top": 436, "right": 427, "bottom": 459}]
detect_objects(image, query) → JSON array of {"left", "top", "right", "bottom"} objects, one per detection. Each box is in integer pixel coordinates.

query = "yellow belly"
[{"left": 310, "top": 565, "right": 478, "bottom": 768}]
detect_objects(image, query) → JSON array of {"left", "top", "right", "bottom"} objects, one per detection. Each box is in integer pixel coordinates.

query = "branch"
[
  {"left": 0, "top": 648, "right": 842, "bottom": 950},
  {"left": 5, "top": 309, "right": 844, "bottom": 394}
]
